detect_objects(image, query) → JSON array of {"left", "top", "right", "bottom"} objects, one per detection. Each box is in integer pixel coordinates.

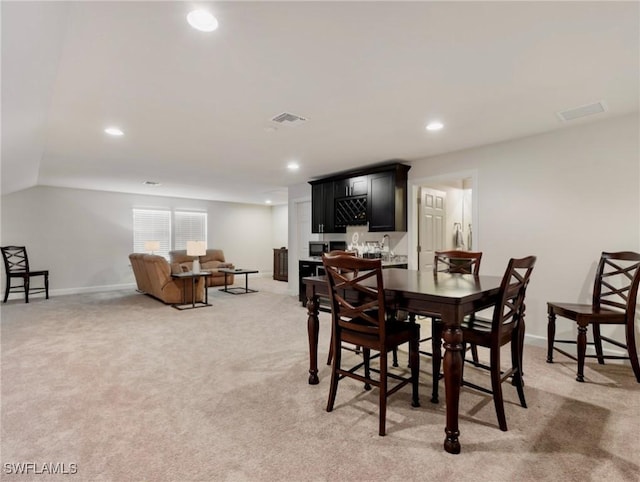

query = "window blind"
[
  {"left": 174, "top": 211, "right": 207, "bottom": 251},
  {"left": 132, "top": 209, "right": 171, "bottom": 259}
]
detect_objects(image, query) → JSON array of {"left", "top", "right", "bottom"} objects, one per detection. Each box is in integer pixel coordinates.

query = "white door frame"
[
  {"left": 288, "top": 195, "right": 312, "bottom": 296},
  {"left": 407, "top": 169, "right": 479, "bottom": 270}
]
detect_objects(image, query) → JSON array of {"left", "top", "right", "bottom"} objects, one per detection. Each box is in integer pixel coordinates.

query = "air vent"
[
  {"left": 557, "top": 101, "right": 607, "bottom": 122},
  {"left": 270, "top": 112, "right": 307, "bottom": 124}
]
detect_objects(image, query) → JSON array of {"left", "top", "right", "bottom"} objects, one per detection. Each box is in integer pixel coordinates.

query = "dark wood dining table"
[{"left": 303, "top": 268, "right": 503, "bottom": 454}]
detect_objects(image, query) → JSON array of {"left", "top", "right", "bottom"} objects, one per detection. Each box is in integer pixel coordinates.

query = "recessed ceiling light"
[
  {"left": 426, "top": 121, "right": 444, "bottom": 131},
  {"left": 265, "top": 200, "right": 272, "bottom": 205},
  {"left": 105, "top": 127, "right": 124, "bottom": 136},
  {"left": 142, "top": 180, "right": 161, "bottom": 186},
  {"left": 187, "top": 9, "right": 218, "bottom": 32},
  {"left": 287, "top": 162, "right": 300, "bottom": 171}
]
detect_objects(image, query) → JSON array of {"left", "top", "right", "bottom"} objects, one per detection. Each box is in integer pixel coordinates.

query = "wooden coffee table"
[{"left": 219, "top": 268, "right": 259, "bottom": 294}]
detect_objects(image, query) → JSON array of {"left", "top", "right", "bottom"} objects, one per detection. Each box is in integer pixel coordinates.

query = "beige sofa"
[
  {"left": 129, "top": 253, "right": 205, "bottom": 304},
  {"left": 169, "top": 249, "right": 235, "bottom": 287}
]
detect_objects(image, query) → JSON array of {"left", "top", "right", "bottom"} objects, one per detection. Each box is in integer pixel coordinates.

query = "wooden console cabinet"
[{"left": 273, "top": 248, "right": 288, "bottom": 281}]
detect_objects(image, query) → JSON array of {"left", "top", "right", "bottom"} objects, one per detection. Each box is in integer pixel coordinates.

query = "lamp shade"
[
  {"left": 144, "top": 240, "right": 160, "bottom": 252},
  {"left": 186, "top": 241, "right": 206, "bottom": 257}
]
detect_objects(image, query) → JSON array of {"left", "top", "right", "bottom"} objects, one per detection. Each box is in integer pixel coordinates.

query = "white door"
[
  {"left": 297, "top": 201, "right": 312, "bottom": 260},
  {"left": 418, "top": 187, "right": 446, "bottom": 271}
]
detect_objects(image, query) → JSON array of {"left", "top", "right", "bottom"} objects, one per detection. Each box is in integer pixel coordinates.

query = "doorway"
[{"left": 409, "top": 172, "right": 477, "bottom": 271}]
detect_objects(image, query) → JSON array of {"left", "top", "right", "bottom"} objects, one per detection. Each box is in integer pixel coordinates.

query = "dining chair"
[
  {"left": 547, "top": 251, "right": 640, "bottom": 383},
  {"left": 322, "top": 253, "right": 420, "bottom": 436},
  {"left": 325, "top": 250, "right": 359, "bottom": 366},
  {"left": 1, "top": 246, "right": 49, "bottom": 303},
  {"left": 416, "top": 250, "right": 482, "bottom": 403},
  {"left": 460, "top": 255, "right": 536, "bottom": 431}
]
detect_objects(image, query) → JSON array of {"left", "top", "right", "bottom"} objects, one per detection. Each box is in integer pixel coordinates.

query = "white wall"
[
  {"left": 408, "top": 113, "right": 640, "bottom": 346},
  {"left": 1, "top": 186, "right": 277, "bottom": 294},
  {"left": 271, "top": 204, "right": 288, "bottom": 249}
]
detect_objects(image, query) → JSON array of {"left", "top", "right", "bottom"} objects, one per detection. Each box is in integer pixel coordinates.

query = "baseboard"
[
  {"left": 4, "top": 274, "right": 277, "bottom": 301},
  {"left": 19, "top": 283, "right": 138, "bottom": 299}
]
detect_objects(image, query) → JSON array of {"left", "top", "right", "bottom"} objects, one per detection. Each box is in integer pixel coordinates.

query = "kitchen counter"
[{"left": 298, "top": 256, "right": 408, "bottom": 304}]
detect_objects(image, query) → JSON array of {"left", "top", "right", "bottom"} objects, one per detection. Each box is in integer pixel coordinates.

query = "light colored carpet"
[{"left": 1, "top": 278, "right": 639, "bottom": 481}]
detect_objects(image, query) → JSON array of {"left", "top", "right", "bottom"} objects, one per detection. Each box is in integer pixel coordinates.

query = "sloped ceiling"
[{"left": 2, "top": 1, "right": 638, "bottom": 205}]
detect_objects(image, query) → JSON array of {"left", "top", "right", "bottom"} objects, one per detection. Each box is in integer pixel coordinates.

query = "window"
[
  {"left": 174, "top": 211, "right": 207, "bottom": 251},
  {"left": 133, "top": 209, "right": 207, "bottom": 258}
]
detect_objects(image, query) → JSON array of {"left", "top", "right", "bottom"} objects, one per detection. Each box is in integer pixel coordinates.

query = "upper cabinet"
[
  {"left": 334, "top": 175, "right": 368, "bottom": 198},
  {"left": 367, "top": 165, "right": 410, "bottom": 232},
  {"left": 311, "top": 181, "right": 345, "bottom": 233},
  {"left": 309, "top": 162, "right": 410, "bottom": 233}
]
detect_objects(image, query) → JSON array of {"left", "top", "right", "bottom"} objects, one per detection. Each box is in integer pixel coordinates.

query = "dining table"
[{"left": 302, "top": 268, "right": 504, "bottom": 454}]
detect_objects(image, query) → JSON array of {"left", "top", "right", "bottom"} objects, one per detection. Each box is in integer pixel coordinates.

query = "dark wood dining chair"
[
  {"left": 322, "top": 253, "right": 420, "bottom": 436},
  {"left": 416, "top": 250, "right": 482, "bottom": 403},
  {"left": 547, "top": 251, "right": 640, "bottom": 383},
  {"left": 1, "top": 246, "right": 49, "bottom": 303},
  {"left": 460, "top": 255, "right": 536, "bottom": 431}
]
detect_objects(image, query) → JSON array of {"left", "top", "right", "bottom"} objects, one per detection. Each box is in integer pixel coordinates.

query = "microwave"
[{"left": 308, "top": 241, "right": 329, "bottom": 258}]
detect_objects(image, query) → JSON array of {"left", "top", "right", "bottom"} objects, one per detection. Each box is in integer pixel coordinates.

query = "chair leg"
[
  {"left": 364, "top": 348, "right": 372, "bottom": 391},
  {"left": 592, "top": 324, "right": 605, "bottom": 365},
  {"left": 24, "top": 275, "right": 29, "bottom": 303},
  {"left": 410, "top": 334, "right": 420, "bottom": 408},
  {"left": 431, "top": 320, "right": 442, "bottom": 404},
  {"left": 511, "top": 329, "right": 527, "bottom": 408},
  {"left": 624, "top": 318, "right": 640, "bottom": 383},
  {"left": 326, "top": 337, "right": 340, "bottom": 413},
  {"left": 490, "top": 347, "right": 507, "bottom": 431},
  {"left": 3, "top": 277, "right": 9, "bottom": 303},
  {"left": 546, "top": 310, "right": 556, "bottom": 363},
  {"left": 44, "top": 273, "right": 49, "bottom": 299},
  {"left": 470, "top": 344, "right": 479, "bottom": 366},
  {"left": 576, "top": 324, "right": 588, "bottom": 382},
  {"left": 392, "top": 347, "right": 399, "bottom": 367},
  {"left": 379, "top": 350, "right": 387, "bottom": 436},
  {"left": 326, "top": 326, "right": 333, "bottom": 365}
]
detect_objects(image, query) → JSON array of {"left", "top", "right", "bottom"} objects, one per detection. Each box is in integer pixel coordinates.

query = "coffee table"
[{"left": 219, "top": 268, "right": 259, "bottom": 294}]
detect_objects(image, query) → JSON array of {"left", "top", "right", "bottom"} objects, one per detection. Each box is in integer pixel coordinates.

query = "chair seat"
[
  {"left": 341, "top": 318, "right": 417, "bottom": 348},
  {"left": 10, "top": 269, "right": 49, "bottom": 277},
  {"left": 548, "top": 302, "right": 625, "bottom": 324}
]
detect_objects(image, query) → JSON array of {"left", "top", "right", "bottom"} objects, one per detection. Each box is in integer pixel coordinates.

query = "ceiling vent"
[
  {"left": 270, "top": 112, "right": 307, "bottom": 125},
  {"left": 557, "top": 101, "right": 607, "bottom": 122}
]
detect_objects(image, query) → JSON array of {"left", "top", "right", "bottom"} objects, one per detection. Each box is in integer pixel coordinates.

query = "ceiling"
[{"left": 2, "top": 1, "right": 638, "bottom": 206}]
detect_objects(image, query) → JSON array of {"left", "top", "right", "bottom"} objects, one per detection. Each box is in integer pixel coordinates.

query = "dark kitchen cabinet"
[
  {"left": 298, "top": 260, "right": 319, "bottom": 303},
  {"left": 334, "top": 175, "right": 368, "bottom": 198},
  {"left": 310, "top": 162, "right": 410, "bottom": 233},
  {"left": 368, "top": 165, "right": 410, "bottom": 232},
  {"left": 311, "top": 181, "right": 345, "bottom": 233}
]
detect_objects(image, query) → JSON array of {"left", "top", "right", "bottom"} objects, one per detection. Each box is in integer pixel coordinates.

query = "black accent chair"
[
  {"left": 1, "top": 246, "right": 49, "bottom": 303},
  {"left": 547, "top": 251, "right": 640, "bottom": 383}
]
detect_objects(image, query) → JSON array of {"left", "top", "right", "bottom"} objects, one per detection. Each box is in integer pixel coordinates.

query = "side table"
[{"left": 171, "top": 271, "right": 211, "bottom": 310}]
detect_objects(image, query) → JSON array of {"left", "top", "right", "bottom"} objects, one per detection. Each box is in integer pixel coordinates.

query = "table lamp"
[
  {"left": 144, "top": 240, "right": 160, "bottom": 254},
  {"left": 187, "top": 241, "right": 206, "bottom": 274}
]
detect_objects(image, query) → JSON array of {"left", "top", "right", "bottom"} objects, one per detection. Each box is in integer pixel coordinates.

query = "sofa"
[
  {"left": 129, "top": 253, "right": 205, "bottom": 304},
  {"left": 169, "top": 249, "right": 235, "bottom": 287}
]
